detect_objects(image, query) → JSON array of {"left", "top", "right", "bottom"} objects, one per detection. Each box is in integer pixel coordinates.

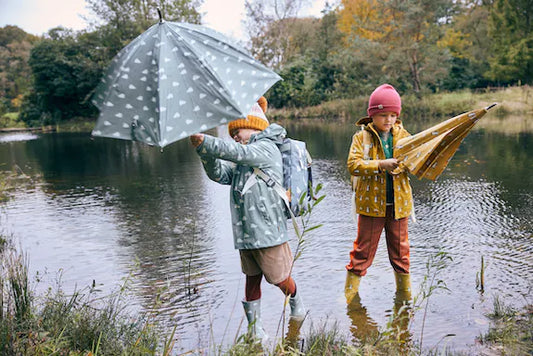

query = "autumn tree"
[{"left": 337, "top": 0, "right": 457, "bottom": 93}]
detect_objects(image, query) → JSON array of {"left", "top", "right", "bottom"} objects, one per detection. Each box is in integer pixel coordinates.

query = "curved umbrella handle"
[{"left": 390, "top": 161, "right": 408, "bottom": 176}]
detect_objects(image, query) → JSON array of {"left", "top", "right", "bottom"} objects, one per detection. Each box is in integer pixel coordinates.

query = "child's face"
[
  {"left": 371, "top": 112, "right": 398, "bottom": 133},
  {"left": 231, "top": 128, "right": 258, "bottom": 144}
]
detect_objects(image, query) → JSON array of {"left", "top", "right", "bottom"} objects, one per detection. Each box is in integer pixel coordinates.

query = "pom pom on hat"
[
  {"left": 228, "top": 96, "right": 269, "bottom": 136},
  {"left": 257, "top": 96, "right": 268, "bottom": 113},
  {"left": 367, "top": 84, "right": 402, "bottom": 117}
]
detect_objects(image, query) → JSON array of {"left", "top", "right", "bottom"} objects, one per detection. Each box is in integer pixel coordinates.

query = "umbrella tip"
[
  {"left": 486, "top": 102, "right": 498, "bottom": 111},
  {"left": 157, "top": 8, "right": 163, "bottom": 23}
]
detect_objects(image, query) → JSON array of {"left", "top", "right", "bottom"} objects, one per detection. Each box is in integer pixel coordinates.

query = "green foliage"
[
  {"left": 0, "top": 26, "right": 38, "bottom": 114},
  {"left": 478, "top": 298, "right": 533, "bottom": 355},
  {"left": 0, "top": 239, "right": 168, "bottom": 355},
  {"left": 486, "top": 0, "right": 533, "bottom": 84},
  {"left": 0, "top": 112, "right": 24, "bottom": 128},
  {"left": 269, "top": 63, "right": 322, "bottom": 108},
  {"left": 19, "top": 28, "right": 103, "bottom": 126},
  {"left": 86, "top": 0, "right": 203, "bottom": 56},
  {"left": 266, "top": 7, "right": 345, "bottom": 108}
]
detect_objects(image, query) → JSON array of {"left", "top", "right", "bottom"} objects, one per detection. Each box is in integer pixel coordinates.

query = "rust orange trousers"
[{"left": 346, "top": 205, "right": 410, "bottom": 276}]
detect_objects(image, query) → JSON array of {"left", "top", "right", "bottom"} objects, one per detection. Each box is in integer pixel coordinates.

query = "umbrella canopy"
[
  {"left": 91, "top": 21, "right": 281, "bottom": 147},
  {"left": 393, "top": 103, "right": 497, "bottom": 180}
]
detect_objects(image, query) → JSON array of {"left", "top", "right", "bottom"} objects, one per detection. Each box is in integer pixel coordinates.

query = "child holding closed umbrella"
[
  {"left": 189, "top": 97, "right": 305, "bottom": 341},
  {"left": 345, "top": 84, "right": 414, "bottom": 304}
]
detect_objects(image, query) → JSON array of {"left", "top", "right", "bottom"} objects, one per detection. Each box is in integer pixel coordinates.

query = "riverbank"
[
  {"left": 268, "top": 85, "right": 532, "bottom": 124},
  {"left": 1, "top": 229, "right": 531, "bottom": 355},
  {"left": 1, "top": 86, "right": 531, "bottom": 134}
]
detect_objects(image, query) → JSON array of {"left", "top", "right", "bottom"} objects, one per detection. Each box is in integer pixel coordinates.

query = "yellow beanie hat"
[{"left": 228, "top": 96, "right": 269, "bottom": 136}]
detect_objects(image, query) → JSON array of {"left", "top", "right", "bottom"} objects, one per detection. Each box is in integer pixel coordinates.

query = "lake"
[{"left": 0, "top": 115, "right": 532, "bottom": 353}]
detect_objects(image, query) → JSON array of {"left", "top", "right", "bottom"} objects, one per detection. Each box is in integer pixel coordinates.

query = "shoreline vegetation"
[
  {"left": 0, "top": 86, "right": 531, "bottom": 135},
  {"left": 270, "top": 85, "right": 532, "bottom": 121},
  {"left": 1, "top": 172, "right": 532, "bottom": 355},
  {"left": 0, "top": 230, "right": 531, "bottom": 355}
]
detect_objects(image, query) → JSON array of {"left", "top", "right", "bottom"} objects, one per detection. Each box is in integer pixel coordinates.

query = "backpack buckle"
[{"left": 264, "top": 176, "right": 276, "bottom": 187}]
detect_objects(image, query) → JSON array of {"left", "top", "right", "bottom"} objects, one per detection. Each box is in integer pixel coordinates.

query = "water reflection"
[
  {"left": 0, "top": 118, "right": 532, "bottom": 352},
  {"left": 0, "top": 132, "right": 39, "bottom": 143}
]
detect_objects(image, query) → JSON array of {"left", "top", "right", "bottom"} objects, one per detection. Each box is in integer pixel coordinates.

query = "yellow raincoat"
[{"left": 347, "top": 117, "right": 413, "bottom": 219}]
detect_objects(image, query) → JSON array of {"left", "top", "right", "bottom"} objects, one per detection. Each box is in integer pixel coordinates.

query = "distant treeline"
[{"left": 0, "top": 0, "right": 531, "bottom": 127}]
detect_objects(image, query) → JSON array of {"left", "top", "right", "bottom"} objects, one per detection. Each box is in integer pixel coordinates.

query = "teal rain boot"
[
  {"left": 289, "top": 291, "right": 306, "bottom": 320},
  {"left": 242, "top": 299, "right": 268, "bottom": 341}
]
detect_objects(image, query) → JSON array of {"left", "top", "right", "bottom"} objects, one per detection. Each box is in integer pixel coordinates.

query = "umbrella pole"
[{"left": 157, "top": 7, "right": 163, "bottom": 23}]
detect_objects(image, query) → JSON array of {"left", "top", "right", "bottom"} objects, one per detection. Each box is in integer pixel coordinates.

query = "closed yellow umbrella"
[{"left": 393, "top": 103, "right": 497, "bottom": 180}]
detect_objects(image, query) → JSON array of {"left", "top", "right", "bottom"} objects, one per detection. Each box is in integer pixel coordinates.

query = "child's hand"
[
  {"left": 379, "top": 158, "right": 399, "bottom": 172},
  {"left": 190, "top": 133, "right": 204, "bottom": 147}
]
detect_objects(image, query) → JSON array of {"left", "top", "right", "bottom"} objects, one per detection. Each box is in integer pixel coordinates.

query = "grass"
[
  {"left": 53, "top": 116, "right": 96, "bottom": 133},
  {"left": 0, "top": 112, "right": 25, "bottom": 129},
  {"left": 0, "top": 231, "right": 172, "bottom": 355},
  {"left": 477, "top": 297, "right": 533, "bottom": 355}
]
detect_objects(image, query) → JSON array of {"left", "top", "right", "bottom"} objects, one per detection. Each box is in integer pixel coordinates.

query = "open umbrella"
[
  {"left": 91, "top": 16, "right": 281, "bottom": 148},
  {"left": 393, "top": 103, "right": 497, "bottom": 180}
]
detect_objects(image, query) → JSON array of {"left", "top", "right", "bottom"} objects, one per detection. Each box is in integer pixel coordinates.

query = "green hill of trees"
[{"left": 0, "top": 0, "right": 531, "bottom": 127}]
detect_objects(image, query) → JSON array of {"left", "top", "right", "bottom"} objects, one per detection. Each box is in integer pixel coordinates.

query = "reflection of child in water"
[
  {"left": 345, "top": 84, "right": 414, "bottom": 304},
  {"left": 190, "top": 97, "right": 305, "bottom": 341}
]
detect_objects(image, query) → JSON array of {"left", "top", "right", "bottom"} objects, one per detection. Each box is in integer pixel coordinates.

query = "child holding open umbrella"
[
  {"left": 345, "top": 84, "right": 414, "bottom": 305},
  {"left": 189, "top": 97, "right": 305, "bottom": 341}
]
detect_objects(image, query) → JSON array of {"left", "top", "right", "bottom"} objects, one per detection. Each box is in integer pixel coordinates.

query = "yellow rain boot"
[
  {"left": 393, "top": 272, "right": 413, "bottom": 346},
  {"left": 345, "top": 271, "right": 361, "bottom": 305},
  {"left": 394, "top": 271, "right": 412, "bottom": 299}
]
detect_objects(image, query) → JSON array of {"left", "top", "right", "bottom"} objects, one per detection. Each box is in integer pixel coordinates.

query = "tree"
[
  {"left": 486, "top": 0, "right": 533, "bottom": 84},
  {"left": 264, "top": 5, "right": 345, "bottom": 107},
  {"left": 437, "top": 2, "right": 493, "bottom": 89},
  {"left": 245, "top": 0, "right": 313, "bottom": 68},
  {"left": 19, "top": 28, "right": 103, "bottom": 125},
  {"left": 337, "top": 0, "right": 394, "bottom": 42},
  {"left": 0, "top": 26, "right": 38, "bottom": 113},
  {"left": 86, "top": 0, "right": 203, "bottom": 55}
]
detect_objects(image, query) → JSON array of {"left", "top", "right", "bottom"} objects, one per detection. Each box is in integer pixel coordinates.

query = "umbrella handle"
[{"left": 390, "top": 162, "right": 408, "bottom": 175}]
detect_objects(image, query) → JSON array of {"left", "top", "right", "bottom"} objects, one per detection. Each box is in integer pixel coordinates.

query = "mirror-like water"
[{"left": 0, "top": 118, "right": 531, "bottom": 353}]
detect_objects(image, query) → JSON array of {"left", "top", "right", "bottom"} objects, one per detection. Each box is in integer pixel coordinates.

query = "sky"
[{"left": 0, "top": 0, "right": 330, "bottom": 41}]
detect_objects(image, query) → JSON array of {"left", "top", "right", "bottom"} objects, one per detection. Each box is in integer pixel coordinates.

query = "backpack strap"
[{"left": 242, "top": 167, "right": 302, "bottom": 236}]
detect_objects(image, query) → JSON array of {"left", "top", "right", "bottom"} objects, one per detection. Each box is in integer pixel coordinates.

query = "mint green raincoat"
[{"left": 196, "top": 124, "right": 288, "bottom": 250}]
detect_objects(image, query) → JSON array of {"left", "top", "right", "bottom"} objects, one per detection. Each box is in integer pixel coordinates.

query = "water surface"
[{"left": 0, "top": 118, "right": 531, "bottom": 353}]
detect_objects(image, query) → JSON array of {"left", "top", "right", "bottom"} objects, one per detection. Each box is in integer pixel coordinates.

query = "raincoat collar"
[
  {"left": 356, "top": 116, "right": 404, "bottom": 127},
  {"left": 249, "top": 123, "right": 286, "bottom": 145},
  {"left": 358, "top": 120, "right": 403, "bottom": 138}
]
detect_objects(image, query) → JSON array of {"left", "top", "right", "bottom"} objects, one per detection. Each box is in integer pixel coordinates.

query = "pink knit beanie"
[{"left": 367, "top": 84, "right": 402, "bottom": 117}]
